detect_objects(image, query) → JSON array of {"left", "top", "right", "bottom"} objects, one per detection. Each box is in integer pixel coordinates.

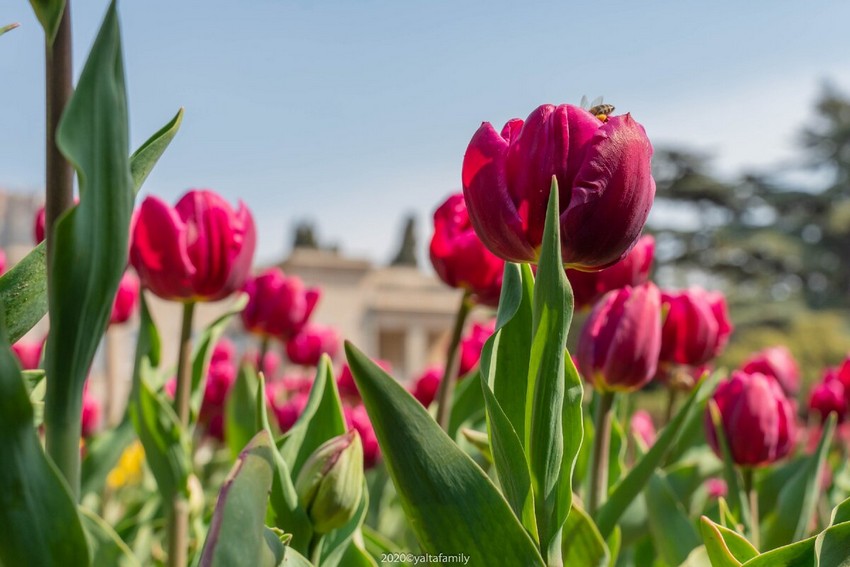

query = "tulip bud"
[
  {"left": 286, "top": 324, "right": 340, "bottom": 366},
  {"left": 808, "top": 379, "right": 846, "bottom": 423},
  {"left": 462, "top": 104, "right": 655, "bottom": 269},
  {"left": 12, "top": 339, "right": 45, "bottom": 370},
  {"left": 577, "top": 283, "right": 662, "bottom": 392},
  {"left": 704, "top": 371, "right": 796, "bottom": 467},
  {"left": 295, "top": 430, "right": 364, "bottom": 534},
  {"left": 130, "top": 190, "right": 256, "bottom": 302},
  {"left": 459, "top": 321, "right": 495, "bottom": 376},
  {"left": 241, "top": 268, "right": 320, "bottom": 340},
  {"left": 567, "top": 235, "right": 655, "bottom": 310},
  {"left": 659, "top": 288, "right": 732, "bottom": 367},
  {"left": 429, "top": 193, "right": 504, "bottom": 306},
  {"left": 110, "top": 270, "right": 140, "bottom": 325},
  {"left": 630, "top": 410, "right": 656, "bottom": 447},
  {"left": 741, "top": 346, "right": 800, "bottom": 397},
  {"left": 410, "top": 366, "right": 442, "bottom": 407}
]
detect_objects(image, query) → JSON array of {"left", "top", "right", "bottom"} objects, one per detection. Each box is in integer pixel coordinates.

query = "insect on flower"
[{"left": 580, "top": 95, "right": 616, "bottom": 121}]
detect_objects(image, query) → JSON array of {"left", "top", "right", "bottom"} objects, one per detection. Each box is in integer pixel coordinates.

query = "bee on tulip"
[{"left": 580, "top": 95, "right": 615, "bottom": 121}]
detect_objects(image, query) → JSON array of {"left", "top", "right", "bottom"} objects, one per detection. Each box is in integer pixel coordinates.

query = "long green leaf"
[
  {"left": 447, "top": 370, "right": 485, "bottom": 439},
  {"left": 225, "top": 363, "right": 260, "bottom": 460},
  {"left": 279, "top": 354, "right": 347, "bottom": 478},
  {"left": 345, "top": 342, "right": 544, "bottom": 567},
  {"left": 708, "top": 401, "right": 750, "bottom": 532},
  {"left": 562, "top": 502, "right": 610, "bottom": 567},
  {"left": 0, "top": 310, "right": 89, "bottom": 566},
  {"left": 526, "top": 179, "right": 577, "bottom": 548},
  {"left": 198, "top": 431, "right": 279, "bottom": 567},
  {"left": 829, "top": 496, "right": 850, "bottom": 526},
  {"left": 741, "top": 536, "right": 816, "bottom": 567},
  {"left": 130, "top": 108, "right": 183, "bottom": 190},
  {"left": 80, "top": 507, "right": 141, "bottom": 567},
  {"left": 29, "top": 0, "right": 65, "bottom": 43},
  {"left": 814, "top": 520, "right": 850, "bottom": 567},
  {"left": 761, "top": 415, "right": 836, "bottom": 550},
  {"left": 646, "top": 472, "right": 701, "bottom": 565},
  {"left": 595, "top": 372, "right": 719, "bottom": 538}
]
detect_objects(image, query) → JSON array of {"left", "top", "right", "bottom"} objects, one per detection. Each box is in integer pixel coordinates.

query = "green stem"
[
  {"left": 167, "top": 301, "right": 195, "bottom": 567},
  {"left": 43, "top": 1, "right": 78, "bottom": 498},
  {"left": 664, "top": 387, "right": 678, "bottom": 425},
  {"left": 434, "top": 291, "right": 473, "bottom": 430},
  {"left": 589, "top": 391, "right": 615, "bottom": 515},
  {"left": 743, "top": 468, "right": 760, "bottom": 550},
  {"left": 258, "top": 336, "right": 270, "bottom": 376}
]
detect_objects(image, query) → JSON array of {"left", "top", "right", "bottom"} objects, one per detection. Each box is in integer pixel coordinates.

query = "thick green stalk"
[
  {"left": 168, "top": 301, "right": 195, "bottom": 567},
  {"left": 588, "top": 391, "right": 615, "bottom": 515},
  {"left": 434, "top": 291, "right": 473, "bottom": 430}
]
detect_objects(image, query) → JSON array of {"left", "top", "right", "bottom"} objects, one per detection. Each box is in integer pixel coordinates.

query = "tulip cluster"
[{"left": 286, "top": 324, "right": 340, "bottom": 367}]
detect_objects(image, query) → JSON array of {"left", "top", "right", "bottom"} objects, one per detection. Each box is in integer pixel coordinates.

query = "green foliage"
[
  {"left": 225, "top": 364, "right": 260, "bottom": 461},
  {"left": 80, "top": 507, "right": 140, "bottom": 567},
  {"left": 29, "top": 0, "right": 65, "bottom": 44},
  {"left": 0, "top": 243, "right": 47, "bottom": 344},
  {"left": 562, "top": 502, "right": 610, "bottom": 567}
]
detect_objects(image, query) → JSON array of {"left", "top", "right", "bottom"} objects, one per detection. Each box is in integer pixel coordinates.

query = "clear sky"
[{"left": 2, "top": 1, "right": 849, "bottom": 265}]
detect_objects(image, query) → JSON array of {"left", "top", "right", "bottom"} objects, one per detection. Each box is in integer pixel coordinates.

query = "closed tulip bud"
[
  {"left": 34, "top": 205, "right": 45, "bottom": 244},
  {"left": 577, "top": 283, "right": 662, "bottom": 392},
  {"left": 462, "top": 104, "right": 655, "bottom": 268},
  {"left": 109, "top": 270, "right": 140, "bottom": 325},
  {"left": 630, "top": 410, "right": 657, "bottom": 447},
  {"left": 741, "top": 346, "right": 800, "bottom": 397},
  {"left": 705, "top": 478, "right": 728, "bottom": 499},
  {"left": 286, "top": 324, "right": 340, "bottom": 366},
  {"left": 295, "top": 430, "right": 364, "bottom": 534},
  {"left": 241, "top": 268, "right": 320, "bottom": 340},
  {"left": 567, "top": 235, "right": 655, "bottom": 310},
  {"left": 705, "top": 371, "right": 796, "bottom": 467},
  {"left": 12, "top": 339, "right": 44, "bottom": 370},
  {"left": 81, "top": 385, "right": 101, "bottom": 438},
  {"left": 130, "top": 190, "right": 256, "bottom": 302},
  {"left": 809, "top": 379, "right": 846, "bottom": 423},
  {"left": 410, "top": 366, "right": 442, "bottom": 407},
  {"left": 459, "top": 320, "right": 495, "bottom": 376},
  {"left": 659, "top": 288, "right": 732, "bottom": 367},
  {"left": 429, "top": 193, "right": 504, "bottom": 306}
]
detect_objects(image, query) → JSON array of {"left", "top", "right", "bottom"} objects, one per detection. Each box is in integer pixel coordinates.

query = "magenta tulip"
[
  {"left": 740, "top": 346, "right": 800, "bottom": 397},
  {"left": 241, "top": 268, "right": 320, "bottom": 340},
  {"left": 459, "top": 320, "right": 496, "bottom": 376},
  {"left": 809, "top": 379, "right": 846, "bottom": 423},
  {"left": 462, "top": 103, "right": 655, "bottom": 268},
  {"left": 130, "top": 190, "right": 256, "bottom": 302},
  {"left": 429, "top": 193, "right": 504, "bottom": 306},
  {"left": 0, "top": 248, "right": 6, "bottom": 276},
  {"left": 706, "top": 478, "right": 728, "bottom": 499},
  {"left": 705, "top": 371, "right": 796, "bottom": 467},
  {"left": 345, "top": 405, "right": 380, "bottom": 469},
  {"left": 81, "top": 385, "right": 101, "bottom": 438},
  {"left": 567, "top": 235, "right": 655, "bottom": 309},
  {"left": 338, "top": 359, "right": 391, "bottom": 403},
  {"left": 285, "top": 324, "right": 340, "bottom": 366},
  {"left": 244, "top": 349, "right": 282, "bottom": 379},
  {"left": 12, "top": 339, "right": 44, "bottom": 370},
  {"left": 212, "top": 338, "right": 236, "bottom": 366},
  {"left": 577, "top": 283, "right": 662, "bottom": 392},
  {"left": 109, "top": 270, "right": 140, "bottom": 325},
  {"left": 659, "top": 288, "right": 732, "bottom": 367},
  {"left": 410, "top": 366, "right": 442, "bottom": 408},
  {"left": 274, "top": 392, "right": 309, "bottom": 433},
  {"left": 34, "top": 205, "right": 45, "bottom": 244},
  {"left": 630, "top": 410, "right": 657, "bottom": 447}
]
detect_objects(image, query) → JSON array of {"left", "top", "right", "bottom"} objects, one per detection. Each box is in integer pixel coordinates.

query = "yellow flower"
[{"left": 107, "top": 441, "right": 145, "bottom": 490}]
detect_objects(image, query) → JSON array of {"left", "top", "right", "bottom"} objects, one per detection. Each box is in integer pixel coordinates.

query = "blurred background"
[{"left": 2, "top": 0, "right": 850, "bottom": 394}]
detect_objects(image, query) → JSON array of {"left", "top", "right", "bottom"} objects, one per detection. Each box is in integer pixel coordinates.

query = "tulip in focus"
[
  {"left": 286, "top": 324, "right": 340, "bottom": 366},
  {"left": 130, "top": 189, "right": 256, "bottom": 302},
  {"left": 659, "top": 288, "right": 733, "bottom": 368},
  {"left": 410, "top": 366, "right": 442, "bottom": 408},
  {"left": 462, "top": 103, "right": 655, "bottom": 268},
  {"left": 577, "top": 283, "right": 662, "bottom": 392},
  {"left": 741, "top": 345, "right": 800, "bottom": 397},
  {"left": 295, "top": 430, "right": 364, "bottom": 534},
  {"left": 241, "top": 268, "right": 320, "bottom": 340},
  {"left": 12, "top": 339, "right": 44, "bottom": 370},
  {"left": 429, "top": 193, "right": 504, "bottom": 306},
  {"left": 459, "top": 320, "right": 495, "bottom": 376},
  {"left": 567, "top": 235, "right": 655, "bottom": 310},
  {"left": 109, "top": 270, "right": 140, "bottom": 325},
  {"left": 809, "top": 379, "right": 846, "bottom": 423},
  {"left": 705, "top": 371, "right": 796, "bottom": 467}
]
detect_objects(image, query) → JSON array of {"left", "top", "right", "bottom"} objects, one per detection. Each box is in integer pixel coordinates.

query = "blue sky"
[{"left": 2, "top": 1, "right": 849, "bottom": 264}]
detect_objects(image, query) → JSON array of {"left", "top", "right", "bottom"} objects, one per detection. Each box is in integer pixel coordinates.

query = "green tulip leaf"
[
  {"left": 646, "top": 471, "right": 701, "bottom": 565},
  {"left": 561, "top": 501, "right": 610, "bottom": 567},
  {"left": 814, "top": 520, "right": 850, "bottom": 567},
  {"left": 256, "top": 376, "right": 313, "bottom": 555},
  {"left": 80, "top": 507, "right": 141, "bottom": 567},
  {"left": 0, "top": 242, "right": 47, "bottom": 345},
  {"left": 130, "top": 108, "right": 183, "bottom": 191},
  {"left": 345, "top": 341, "right": 545, "bottom": 567},
  {"left": 829, "top": 496, "right": 850, "bottom": 527},
  {"left": 0, "top": 22, "right": 20, "bottom": 36},
  {"left": 29, "top": 0, "right": 65, "bottom": 44},
  {"left": 129, "top": 366, "right": 191, "bottom": 502},
  {"left": 279, "top": 354, "right": 347, "bottom": 478},
  {"left": 0, "top": 308, "right": 90, "bottom": 567},
  {"left": 198, "top": 431, "right": 279, "bottom": 567},
  {"left": 225, "top": 363, "right": 260, "bottom": 460},
  {"left": 708, "top": 401, "right": 751, "bottom": 531},
  {"left": 740, "top": 536, "right": 816, "bottom": 567},
  {"left": 761, "top": 414, "right": 836, "bottom": 550},
  {"left": 700, "top": 516, "right": 758, "bottom": 567},
  {"left": 447, "top": 369, "right": 485, "bottom": 439},
  {"left": 595, "top": 371, "right": 719, "bottom": 539}
]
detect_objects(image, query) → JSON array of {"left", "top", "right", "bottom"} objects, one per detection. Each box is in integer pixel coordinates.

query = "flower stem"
[
  {"left": 168, "top": 301, "right": 195, "bottom": 567},
  {"left": 664, "top": 387, "right": 678, "bottom": 424},
  {"left": 743, "top": 468, "right": 760, "bottom": 550},
  {"left": 258, "top": 336, "right": 270, "bottom": 376},
  {"left": 434, "top": 291, "right": 473, "bottom": 430},
  {"left": 589, "top": 391, "right": 615, "bottom": 515}
]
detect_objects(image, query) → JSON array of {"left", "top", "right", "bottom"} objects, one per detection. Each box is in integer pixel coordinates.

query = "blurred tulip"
[
  {"left": 273, "top": 392, "right": 309, "bottom": 433},
  {"left": 345, "top": 404, "right": 380, "bottom": 469},
  {"left": 809, "top": 379, "right": 846, "bottom": 423},
  {"left": 459, "top": 320, "right": 495, "bottom": 376},
  {"left": 429, "top": 193, "right": 504, "bottom": 306},
  {"left": 211, "top": 338, "right": 236, "bottom": 366},
  {"left": 705, "top": 478, "right": 728, "bottom": 499},
  {"left": 243, "top": 349, "right": 281, "bottom": 379},
  {"left": 659, "top": 288, "right": 732, "bottom": 367},
  {"left": 567, "top": 235, "right": 655, "bottom": 310},
  {"left": 0, "top": 248, "right": 6, "bottom": 276},
  {"left": 630, "top": 410, "right": 657, "bottom": 447},
  {"left": 577, "top": 283, "right": 662, "bottom": 392},
  {"left": 410, "top": 366, "right": 442, "bottom": 408},
  {"left": 241, "top": 268, "right": 319, "bottom": 340},
  {"left": 109, "top": 270, "right": 140, "bottom": 325},
  {"left": 337, "top": 359, "right": 391, "bottom": 402},
  {"left": 741, "top": 346, "right": 800, "bottom": 397},
  {"left": 130, "top": 190, "right": 256, "bottom": 302},
  {"left": 705, "top": 371, "right": 796, "bottom": 467},
  {"left": 12, "top": 339, "right": 44, "bottom": 370},
  {"left": 81, "top": 385, "right": 101, "bottom": 438},
  {"left": 462, "top": 103, "right": 655, "bottom": 268},
  {"left": 286, "top": 324, "right": 340, "bottom": 366},
  {"left": 198, "top": 360, "right": 237, "bottom": 441}
]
